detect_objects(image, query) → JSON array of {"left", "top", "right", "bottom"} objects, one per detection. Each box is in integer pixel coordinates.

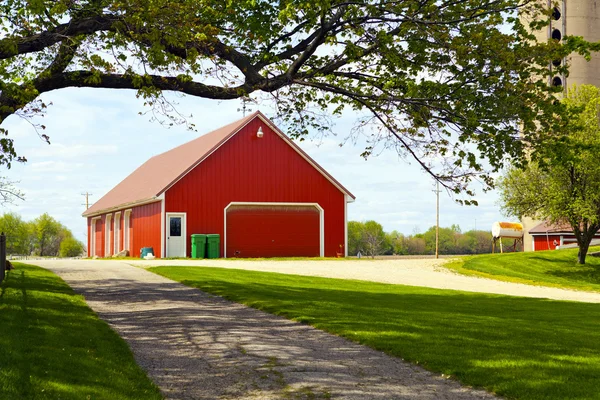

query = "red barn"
[
  {"left": 529, "top": 221, "right": 600, "bottom": 251},
  {"left": 82, "top": 111, "right": 355, "bottom": 258}
]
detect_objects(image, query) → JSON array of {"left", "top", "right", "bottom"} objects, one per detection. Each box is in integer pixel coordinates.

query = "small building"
[
  {"left": 529, "top": 221, "right": 600, "bottom": 251},
  {"left": 83, "top": 111, "right": 355, "bottom": 258}
]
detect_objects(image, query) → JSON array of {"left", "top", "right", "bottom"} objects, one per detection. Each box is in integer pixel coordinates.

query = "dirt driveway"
[{"left": 34, "top": 259, "right": 497, "bottom": 400}]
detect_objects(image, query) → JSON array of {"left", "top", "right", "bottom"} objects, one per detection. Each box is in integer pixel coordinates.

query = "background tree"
[
  {"left": 0, "top": 0, "right": 570, "bottom": 197},
  {"left": 499, "top": 85, "right": 600, "bottom": 264},
  {"left": 59, "top": 236, "right": 85, "bottom": 257},
  {"left": 362, "top": 220, "right": 386, "bottom": 258},
  {"left": 348, "top": 220, "right": 499, "bottom": 255},
  {"left": 32, "top": 213, "right": 63, "bottom": 256},
  {"left": 386, "top": 231, "right": 407, "bottom": 255},
  {"left": 0, "top": 212, "right": 30, "bottom": 254},
  {"left": 406, "top": 235, "right": 427, "bottom": 255},
  {"left": 348, "top": 221, "right": 365, "bottom": 256}
]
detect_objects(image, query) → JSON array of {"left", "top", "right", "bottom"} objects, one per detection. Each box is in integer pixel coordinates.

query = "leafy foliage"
[
  {"left": 0, "top": 0, "right": 576, "bottom": 197},
  {"left": 349, "top": 220, "right": 508, "bottom": 255},
  {"left": 0, "top": 212, "right": 83, "bottom": 256},
  {"left": 59, "top": 236, "right": 85, "bottom": 257},
  {"left": 499, "top": 85, "right": 600, "bottom": 264}
]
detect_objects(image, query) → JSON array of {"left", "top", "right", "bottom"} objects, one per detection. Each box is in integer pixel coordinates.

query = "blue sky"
[{"left": 2, "top": 88, "right": 506, "bottom": 243}]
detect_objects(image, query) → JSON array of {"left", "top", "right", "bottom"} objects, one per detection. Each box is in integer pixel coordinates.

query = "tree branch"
[{"left": 0, "top": 14, "right": 119, "bottom": 60}]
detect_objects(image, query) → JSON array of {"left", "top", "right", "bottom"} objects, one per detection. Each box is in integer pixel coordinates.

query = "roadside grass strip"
[
  {"left": 446, "top": 246, "right": 600, "bottom": 292},
  {"left": 0, "top": 263, "right": 162, "bottom": 400},
  {"left": 151, "top": 266, "right": 600, "bottom": 400}
]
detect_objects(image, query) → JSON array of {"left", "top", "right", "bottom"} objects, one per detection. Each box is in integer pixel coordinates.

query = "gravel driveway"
[{"left": 34, "top": 259, "right": 497, "bottom": 400}]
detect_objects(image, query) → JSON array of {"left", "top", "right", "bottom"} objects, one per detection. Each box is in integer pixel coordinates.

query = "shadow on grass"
[
  {"left": 151, "top": 266, "right": 600, "bottom": 400},
  {"left": 0, "top": 263, "right": 161, "bottom": 400},
  {"left": 546, "top": 265, "right": 600, "bottom": 284}
]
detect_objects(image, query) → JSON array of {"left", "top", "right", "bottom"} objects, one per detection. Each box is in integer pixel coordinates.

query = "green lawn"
[
  {"left": 151, "top": 265, "right": 600, "bottom": 400},
  {"left": 445, "top": 246, "right": 600, "bottom": 292},
  {"left": 0, "top": 263, "right": 162, "bottom": 400}
]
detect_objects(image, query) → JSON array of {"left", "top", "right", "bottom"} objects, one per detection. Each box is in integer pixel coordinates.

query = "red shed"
[
  {"left": 529, "top": 221, "right": 600, "bottom": 251},
  {"left": 82, "top": 111, "right": 355, "bottom": 258}
]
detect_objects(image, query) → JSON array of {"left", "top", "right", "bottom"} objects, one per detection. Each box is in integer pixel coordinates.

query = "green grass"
[
  {"left": 445, "top": 246, "right": 600, "bottom": 292},
  {"left": 0, "top": 263, "right": 162, "bottom": 400},
  {"left": 150, "top": 266, "right": 600, "bottom": 400}
]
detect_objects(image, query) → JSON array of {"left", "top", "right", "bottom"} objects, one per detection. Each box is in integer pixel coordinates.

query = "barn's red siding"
[
  {"left": 130, "top": 201, "right": 162, "bottom": 258},
  {"left": 226, "top": 205, "right": 320, "bottom": 257},
  {"left": 95, "top": 216, "right": 104, "bottom": 257},
  {"left": 165, "top": 118, "right": 346, "bottom": 257},
  {"left": 86, "top": 201, "right": 161, "bottom": 258},
  {"left": 533, "top": 234, "right": 580, "bottom": 251},
  {"left": 87, "top": 218, "right": 91, "bottom": 257}
]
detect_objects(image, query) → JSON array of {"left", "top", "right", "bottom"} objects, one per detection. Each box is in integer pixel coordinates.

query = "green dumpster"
[
  {"left": 191, "top": 234, "right": 207, "bottom": 259},
  {"left": 206, "top": 234, "right": 220, "bottom": 259}
]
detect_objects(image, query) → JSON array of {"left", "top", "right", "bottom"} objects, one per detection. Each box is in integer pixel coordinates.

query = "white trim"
[
  {"left": 114, "top": 211, "right": 121, "bottom": 253},
  {"left": 123, "top": 209, "right": 132, "bottom": 253},
  {"left": 223, "top": 202, "right": 324, "bottom": 258},
  {"left": 160, "top": 112, "right": 355, "bottom": 202},
  {"left": 344, "top": 194, "right": 348, "bottom": 257},
  {"left": 83, "top": 198, "right": 161, "bottom": 218},
  {"left": 531, "top": 237, "right": 535, "bottom": 252},
  {"left": 165, "top": 212, "right": 187, "bottom": 257},
  {"left": 159, "top": 193, "right": 165, "bottom": 258},
  {"left": 90, "top": 216, "right": 101, "bottom": 257},
  {"left": 105, "top": 214, "right": 112, "bottom": 256}
]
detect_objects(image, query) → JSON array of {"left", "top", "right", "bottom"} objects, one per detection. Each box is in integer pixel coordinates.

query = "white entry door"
[{"left": 166, "top": 213, "right": 186, "bottom": 257}]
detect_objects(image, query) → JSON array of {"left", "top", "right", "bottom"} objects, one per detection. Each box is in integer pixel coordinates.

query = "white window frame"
[
  {"left": 123, "top": 209, "right": 132, "bottom": 253},
  {"left": 105, "top": 214, "right": 112, "bottom": 256},
  {"left": 114, "top": 211, "right": 121, "bottom": 253}
]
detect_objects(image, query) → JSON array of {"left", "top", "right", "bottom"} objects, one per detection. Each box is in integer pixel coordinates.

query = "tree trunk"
[{"left": 578, "top": 237, "right": 591, "bottom": 265}]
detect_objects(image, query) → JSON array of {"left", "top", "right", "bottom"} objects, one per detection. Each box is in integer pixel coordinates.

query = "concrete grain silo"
[{"left": 521, "top": 0, "right": 600, "bottom": 251}]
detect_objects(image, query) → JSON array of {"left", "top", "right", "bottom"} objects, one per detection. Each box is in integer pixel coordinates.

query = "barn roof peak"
[{"left": 83, "top": 111, "right": 354, "bottom": 217}]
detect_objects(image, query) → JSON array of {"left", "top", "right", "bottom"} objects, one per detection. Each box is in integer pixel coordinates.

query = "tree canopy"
[
  {"left": 0, "top": 211, "right": 84, "bottom": 256},
  {"left": 499, "top": 84, "right": 600, "bottom": 264},
  {"left": 0, "top": 0, "right": 572, "bottom": 198},
  {"left": 348, "top": 220, "right": 501, "bottom": 256}
]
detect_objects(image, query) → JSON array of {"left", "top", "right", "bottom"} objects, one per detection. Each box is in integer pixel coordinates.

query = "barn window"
[{"left": 170, "top": 217, "right": 181, "bottom": 236}]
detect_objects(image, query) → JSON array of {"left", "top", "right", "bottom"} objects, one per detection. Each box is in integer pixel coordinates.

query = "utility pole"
[
  {"left": 237, "top": 97, "right": 256, "bottom": 116},
  {"left": 81, "top": 192, "right": 92, "bottom": 210},
  {"left": 433, "top": 181, "right": 441, "bottom": 259}
]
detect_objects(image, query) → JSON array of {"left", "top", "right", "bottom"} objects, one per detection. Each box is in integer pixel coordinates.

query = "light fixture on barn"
[{"left": 257, "top": 126, "right": 264, "bottom": 138}]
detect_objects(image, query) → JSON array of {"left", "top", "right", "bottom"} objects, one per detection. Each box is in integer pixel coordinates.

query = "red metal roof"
[
  {"left": 529, "top": 220, "right": 574, "bottom": 234},
  {"left": 83, "top": 111, "right": 355, "bottom": 217}
]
